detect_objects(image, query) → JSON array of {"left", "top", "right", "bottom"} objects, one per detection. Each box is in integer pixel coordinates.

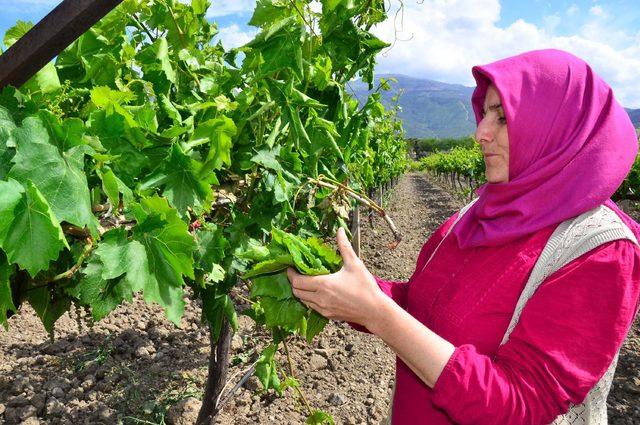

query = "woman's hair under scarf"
[{"left": 451, "top": 48, "right": 639, "bottom": 250}]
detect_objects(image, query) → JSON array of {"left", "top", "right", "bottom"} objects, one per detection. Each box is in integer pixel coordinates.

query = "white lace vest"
[{"left": 385, "top": 199, "right": 638, "bottom": 424}]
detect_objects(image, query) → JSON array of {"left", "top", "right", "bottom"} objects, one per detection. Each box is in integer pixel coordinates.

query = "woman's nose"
[{"left": 475, "top": 117, "right": 493, "bottom": 145}]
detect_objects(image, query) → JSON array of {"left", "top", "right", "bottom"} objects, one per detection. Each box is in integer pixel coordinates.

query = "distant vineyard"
[
  {"left": 416, "top": 133, "right": 640, "bottom": 203},
  {"left": 413, "top": 145, "right": 485, "bottom": 198}
]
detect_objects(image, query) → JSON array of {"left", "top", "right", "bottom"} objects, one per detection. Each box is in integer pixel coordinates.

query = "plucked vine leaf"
[
  {"left": 260, "top": 297, "right": 307, "bottom": 332},
  {"left": 250, "top": 272, "right": 293, "bottom": 300},
  {"left": 305, "top": 311, "right": 329, "bottom": 343},
  {"left": 243, "top": 231, "right": 343, "bottom": 338},
  {"left": 0, "top": 180, "right": 69, "bottom": 277},
  {"left": 255, "top": 344, "right": 282, "bottom": 395},
  {"left": 8, "top": 117, "right": 99, "bottom": 236}
]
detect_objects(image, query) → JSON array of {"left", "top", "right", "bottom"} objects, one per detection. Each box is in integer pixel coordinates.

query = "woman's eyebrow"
[{"left": 481, "top": 103, "right": 503, "bottom": 113}]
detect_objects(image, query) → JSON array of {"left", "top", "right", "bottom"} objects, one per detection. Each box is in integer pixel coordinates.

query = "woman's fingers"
[
  {"left": 286, "top": 267, "right": 325, "bottom": 292},
  {"left": 336, "top": 227, "right": 359, "bottom": 266},
  {"left": 293, "top": 287, "right": 319, "bottom": 304}
]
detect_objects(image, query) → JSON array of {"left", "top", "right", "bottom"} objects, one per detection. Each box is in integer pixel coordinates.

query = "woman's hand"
[{"left": 286, "top": 227, "right": 388, "bottom": 329}]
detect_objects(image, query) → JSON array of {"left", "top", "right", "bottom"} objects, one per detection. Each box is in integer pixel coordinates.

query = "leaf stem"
[
  {"left": 52, "top": 237, "right": 94, "bottom": 282},
  {"left": 131, "top": 14, "right": 156, "bottom": 42},
  {"left": 282, "top": 337, "right": 313, "bottom": 415},
  {"left": 305, "top": 176, "right": 403, "bottom": 248}
]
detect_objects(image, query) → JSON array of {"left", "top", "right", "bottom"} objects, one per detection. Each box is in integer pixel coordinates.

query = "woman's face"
[{"left": 475, "top": 84, "right": 510, "bottom": 183}]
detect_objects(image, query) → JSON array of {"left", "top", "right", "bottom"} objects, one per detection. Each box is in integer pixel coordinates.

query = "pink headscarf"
[{"left": 452, "top": 48, "right": 639, "bottom": 249}]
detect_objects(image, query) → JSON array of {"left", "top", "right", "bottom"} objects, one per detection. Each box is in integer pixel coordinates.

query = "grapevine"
[{"left": 0, "top": 0, "right": 407, "bottom": 422}]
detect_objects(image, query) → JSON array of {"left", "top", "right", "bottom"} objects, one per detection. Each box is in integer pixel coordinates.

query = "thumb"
[{"left": 337, "top": 227, "right": 359, "bottom": 266}]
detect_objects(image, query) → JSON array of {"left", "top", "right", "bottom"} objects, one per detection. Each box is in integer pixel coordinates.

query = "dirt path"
[{"left": 0, "top": 172, "right": 638, "bottom": 424}]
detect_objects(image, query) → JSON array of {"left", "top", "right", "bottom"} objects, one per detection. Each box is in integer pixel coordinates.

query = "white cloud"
[
  {"left": 215, "top": 24, "right": 257, "bottom": 49},
  {"left": 207, "top": 0, "right": 256, "bottom": 18},
  {"left": 566, "top": 4, "right": 579, "bottom": 16},
  {"left": 542, "top": 14, "right": 561, "bottom": 34},
  {"left": 370, "top": 0, "right": 640, "bottom": 108}
]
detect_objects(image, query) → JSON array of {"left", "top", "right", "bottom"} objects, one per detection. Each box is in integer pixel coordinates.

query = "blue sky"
[{"left": 1, "top": 0, "right": 639, "bottom": 107}]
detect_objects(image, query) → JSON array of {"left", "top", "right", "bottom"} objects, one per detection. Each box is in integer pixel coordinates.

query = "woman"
[{"left": 286, "top": 48, "right": 640, "bottom": 424}]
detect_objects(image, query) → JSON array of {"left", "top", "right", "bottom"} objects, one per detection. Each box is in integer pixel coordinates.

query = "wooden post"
[
  {"left": 0, "top": 0, "right": 124, "bottom": 90},
  {"left": 351, "top": 204, "right": 361, "bottom": 257}
]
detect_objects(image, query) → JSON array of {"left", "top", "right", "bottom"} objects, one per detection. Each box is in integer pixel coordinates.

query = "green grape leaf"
[
  {"left": 131, "top": 196, "right": 196, "bottom": 324},
  {"left": 0, "top": 253, "right": 16, "bottom": 330},
  {"left": 9, "top": 117, "right": 99, "bottom": 236},
  {"left": 192, "top": 0, "right": 210, "bottom": 15},
  {"left": 90, "top": 86, "right": 137, "bottom": 127},
  {"left": 69, "top": 258, "right": 134, "bottom": 321},
  {"left": 195, "top": 223, "right": 228, "bottom": 272},
  {"left": 138, "top": 37, "right": 176, "bottom": 84},
  {"left": 3, "top": 20, "right": 33, "bottom": 47},
  {"left": 245, "top": 16, "right": 303, "bottom": 78},
  {"left": 254, "top": 344, "right": 282, "bottom": 395},
  {"left": 242, "top": 254, "right": 293, "bottom": 279},
  {"left": 26, "top": 284, "right": 71, "bottom": 333},
  {"left": 185, "top": 117, "right": 237, "bottom": 175},
  {"left": 251, "top": 145, "right": 283, "bottom": 172},
  {"left": 39, "top": 112, "right": 86, "bottom": 151},
  {"left": 0, "top": 178, "right": 24, "bottom": 243},
  {"left": 305, "top": 311, "right": 329, "bottom": 343},
  {"left": 208, "top": 264, "right": 225, "bottom": 283},
  {"left": 202, "top": 289, "right": 238, "bottom": 341},
  {"left": 249, "top": 0, "right": 291, "bottom": 28},
  {"left": 307, "top": 237, "right": 342, "bottom": 269},
  {"left": 141, "top": 143, "right": 213, "bottom": 216},
  {"left": 3, "top": 21, "right": 60, "bottom": 94},
  {"left": 234, "top": 238, "right": 270, "bottom": 262},
  {"left": 306, "top": 409, "right": 335, "bottom": 425},
  {"left": 260, "top": 297, "right": 307, "bottom": 332},
  {"left": 0, "top": 180, "right": 69, "bottom": 277},
  {"left": 0, "top": 106, "right": 17, "bottom": 179},
  {"left": 250, "top": 272, "right": 293, "bottom": 300},
  {"left": 98, "top": 167, "right": 134, "bottom": 208}
]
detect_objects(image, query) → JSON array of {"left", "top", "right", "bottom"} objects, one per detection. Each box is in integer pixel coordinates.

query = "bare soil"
[{"left": 0, "top": 172, "right": 638, "bottom": 424}]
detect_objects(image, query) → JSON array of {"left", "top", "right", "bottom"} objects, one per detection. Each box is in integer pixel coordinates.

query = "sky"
[{"left": 1, "top": 0, "right": 639, "bottom": 107}]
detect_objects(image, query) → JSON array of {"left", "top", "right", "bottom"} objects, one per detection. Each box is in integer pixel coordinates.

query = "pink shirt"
[{"left": 357, "top": 209, "right": 640, "bottom": 425}]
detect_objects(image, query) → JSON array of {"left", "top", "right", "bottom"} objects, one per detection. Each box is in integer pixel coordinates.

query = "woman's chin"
[{"left": 485, "top": 174, "right": 509, "bottom": 184}]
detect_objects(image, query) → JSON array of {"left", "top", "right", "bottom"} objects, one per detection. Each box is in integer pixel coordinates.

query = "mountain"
[
  {"left": 348, "top": 74, "right": 640, "bottom": 139},
  {"left": 625, "top": 108, "right": 640, "bottom": 129}
]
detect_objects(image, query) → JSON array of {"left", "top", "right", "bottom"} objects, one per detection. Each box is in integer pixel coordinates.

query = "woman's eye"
[{"left": 498, "top": 116, "right": 507, "bottom": 124}]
